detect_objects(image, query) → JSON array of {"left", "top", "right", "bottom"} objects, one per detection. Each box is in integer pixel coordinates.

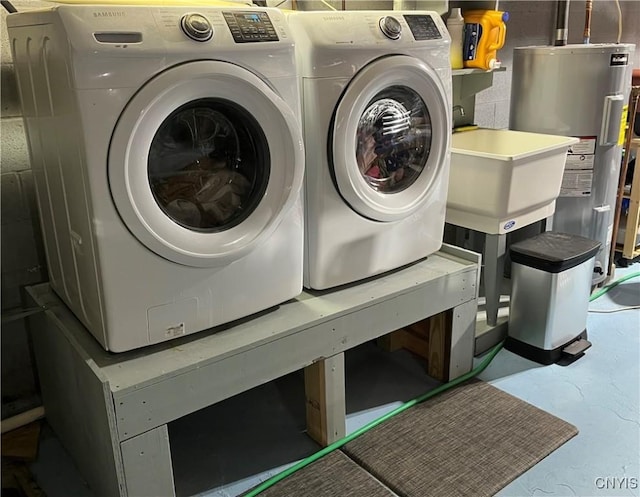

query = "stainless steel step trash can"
[{"left": 505, "top": 232, "right": 601, "bottom": 365}]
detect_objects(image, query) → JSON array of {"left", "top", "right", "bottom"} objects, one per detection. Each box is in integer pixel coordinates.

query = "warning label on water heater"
[
  {"left": 565, "top": 153, "right": 595, "bottom": 170},
  {"left": 560, "top": 136, "right": 596, "bottom": 197}
]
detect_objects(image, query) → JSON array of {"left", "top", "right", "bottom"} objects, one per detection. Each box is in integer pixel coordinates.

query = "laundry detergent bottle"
[
  {"left": 446, "top": 8, "right": 464, "bottom": 69},
  {"left": 463, "top": 10, "right": 509, "bottom": 70}
]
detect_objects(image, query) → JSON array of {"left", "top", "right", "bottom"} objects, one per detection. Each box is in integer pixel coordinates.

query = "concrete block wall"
[
  {"left": 294, "top": 0, "right": 393, "bottom": 10},
  {"left": 285, "top": 0, "right": 446, "bottom": 12},
  {"left": 1, "top": 0, "right": 49, "bottom": 416}
]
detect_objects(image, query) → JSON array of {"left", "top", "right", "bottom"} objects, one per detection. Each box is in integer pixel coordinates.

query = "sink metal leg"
[
  {"left": 454, "top": 226, "right": 468, "bottom": 248},
  {"left": 484, "top": 233, "right": 506, "bottom": 327}
]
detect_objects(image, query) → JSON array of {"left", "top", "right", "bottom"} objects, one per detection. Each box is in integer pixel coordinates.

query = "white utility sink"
[{"left": 446, "top": 128, "right": 579, "bottom": 234}]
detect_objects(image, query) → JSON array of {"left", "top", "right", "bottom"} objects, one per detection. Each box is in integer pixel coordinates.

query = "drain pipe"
[
  {"left": 583, "top": 0, "right": 592, "bottom": 44},
  {"left": 554, "top": 1, "right": 570, "bottom": 46},
  {"left": 1, "top": 406, "right": 45, "bottom": 434}
]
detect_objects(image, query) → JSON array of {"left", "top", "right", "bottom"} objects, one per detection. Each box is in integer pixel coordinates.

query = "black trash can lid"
[{"left": 509, "top": 232, "right": 601, "bottom": 273}]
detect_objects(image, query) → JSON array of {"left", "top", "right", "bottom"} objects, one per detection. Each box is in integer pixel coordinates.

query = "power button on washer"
[
  {"left": 379, "top": 16, "right": 402, "bottom": 40},
  {"left": 181, "top": 13, "right": 213, "bottom": 42}
]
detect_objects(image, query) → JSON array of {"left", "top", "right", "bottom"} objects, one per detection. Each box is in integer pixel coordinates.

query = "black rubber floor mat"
[
  {"left": 242, "top": 450, "right": 396, "bottom": 497},
  {"left": 342, "top": 380, "right": 578, "bottom": 497}
]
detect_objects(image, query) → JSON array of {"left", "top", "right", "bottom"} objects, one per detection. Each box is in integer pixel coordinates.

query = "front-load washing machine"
[
  {"left": 7, "top": 5, "right": 304, "bottom": 352},
  {"left": 287, "top": 11, "right": 452, "bottom": 290}
]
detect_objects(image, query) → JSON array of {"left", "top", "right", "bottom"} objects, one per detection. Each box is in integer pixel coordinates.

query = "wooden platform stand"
[
  {"left": 376, "top": 311, "right": 452, "bottom": 382},
  {"left": 26, "top": 246, "right": 480, "bottom": 497},
  {"left": 306, "top": 311, "right": 452, "bottom": 446}
]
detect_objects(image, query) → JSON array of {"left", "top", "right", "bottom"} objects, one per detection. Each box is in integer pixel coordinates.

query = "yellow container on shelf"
[{"left": 463, "top": 10, "right": 509, "bottom": 70}]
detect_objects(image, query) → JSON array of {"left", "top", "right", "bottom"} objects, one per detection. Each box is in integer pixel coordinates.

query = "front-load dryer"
[
  {"left": 287, "top": 11, "right": 452, "bottom": 290},
  {"left": 7, "top": 5, "right": 304, "bottom": 352}
]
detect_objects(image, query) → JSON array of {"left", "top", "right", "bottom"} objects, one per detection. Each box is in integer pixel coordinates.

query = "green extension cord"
[
  {"left": 245, "top": 341, "right": 504, "bottom": 497},
  {"left": 590, "top": 271, "right": 640, "bottom": 302},
  {"left": 245, "top": 270, "right": 640, "bottom": 496}
]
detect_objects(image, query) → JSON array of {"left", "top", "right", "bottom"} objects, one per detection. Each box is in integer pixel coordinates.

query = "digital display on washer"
[
  {"left": 403, "top": 15, "right": 442, "bottom": 40},
  {"left": 223, "top": 11, "right": 279, "bottom": 43}
]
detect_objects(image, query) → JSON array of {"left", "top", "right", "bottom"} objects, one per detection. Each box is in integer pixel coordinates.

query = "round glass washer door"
[
  {"left": 332, "top": 55, "right": 450, "bottom": 222},
  {"left": 356, "top": 86, "right": 431, "bottom": 194},
  {"left": 147, "top": 98, "right": 269, "bottom": 233},
  {"left": 109, "top": 61, "right": 304, "bottom": 267}
]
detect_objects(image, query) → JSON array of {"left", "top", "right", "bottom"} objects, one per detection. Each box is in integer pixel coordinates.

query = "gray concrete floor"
[{"left": 28, "top": 262, "right": 640, "bottom": 497}]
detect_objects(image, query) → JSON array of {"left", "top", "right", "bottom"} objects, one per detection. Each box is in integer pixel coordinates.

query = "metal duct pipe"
[
  {"left": 583, "top": 0, "right": 593, "bottom": 44},
  {"left": 554, "top": 1, "right": 570, "bottom": 46}
]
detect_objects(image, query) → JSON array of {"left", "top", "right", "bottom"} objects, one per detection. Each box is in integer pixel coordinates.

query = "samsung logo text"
[{"left": 93, "top": 11, "right": 126, "bottom": 18}]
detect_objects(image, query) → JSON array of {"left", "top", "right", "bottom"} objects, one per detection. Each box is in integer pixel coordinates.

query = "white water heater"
[{"left": 510, "top": 44, "right": 635, "bottom": 285}]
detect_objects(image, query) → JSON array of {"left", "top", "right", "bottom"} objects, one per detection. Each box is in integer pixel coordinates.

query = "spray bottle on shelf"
[
  {"left": 463, "top": 10, "right": 509, "bottom": 70},
  {"left": 446, "top": 8, "right": 464, "bottom": 70}
]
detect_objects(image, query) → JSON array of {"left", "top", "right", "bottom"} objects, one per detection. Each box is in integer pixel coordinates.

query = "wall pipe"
[
  {"left": 1, "top": 406, "right": 45, "bottom": 434},
  {"left": 554, "top": 1, "right": 570, "bottom": 46},
  {"left": 583, "top": 0, "right": 593, "bottom": 44}
]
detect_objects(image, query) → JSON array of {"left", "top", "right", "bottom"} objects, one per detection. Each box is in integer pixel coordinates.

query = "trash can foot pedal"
[{"left": 562, "top": 338, "right": 592, "bottom": 357}]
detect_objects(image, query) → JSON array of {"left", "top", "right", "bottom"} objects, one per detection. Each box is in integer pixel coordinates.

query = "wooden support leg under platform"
[
  {"left": 378, "top": 310, "right": 453, "bottom": 382},
  {"left": 304, "top": 353, "right": 346, "bottom": 447}
]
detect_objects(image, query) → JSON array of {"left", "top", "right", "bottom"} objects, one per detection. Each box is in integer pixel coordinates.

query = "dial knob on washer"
[
  {"left": 379, "top": 16, "right": 402, "bottom": 40},
  {"left": 181, "top": 13, "right": 213, "bottom": 42}
]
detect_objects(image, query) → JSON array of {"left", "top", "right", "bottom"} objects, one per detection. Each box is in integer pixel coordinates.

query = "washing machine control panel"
[
  {"left": 223, "top": 11, "right": 279, "bottom": 43},
  {"left": 403, "top": 14, "right": 442, "bottom": 40},
  {"left": 379, "top": 16, "right": 402, "bottom": 40},
  {"left": 181, "top": 13, "right": 214, "bottom": 42}
]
